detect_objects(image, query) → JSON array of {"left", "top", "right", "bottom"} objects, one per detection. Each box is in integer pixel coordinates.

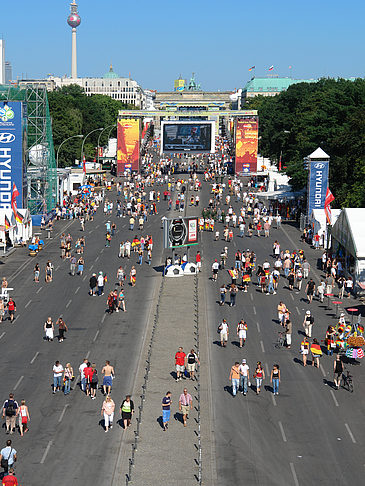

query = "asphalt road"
[
  {"left": 198, "top": 181, "right": 365, "bottom": 485},
  {"left": 0, "top": 182, "right": 170, "bottom": 486}
]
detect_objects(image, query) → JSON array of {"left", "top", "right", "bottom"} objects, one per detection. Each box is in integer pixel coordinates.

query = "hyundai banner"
[
  {"left": 307, "top": 160, "right": 329, "bottom": 215},
  {"left": 0, "top": 102, "right": 24, "bottom": 210}
]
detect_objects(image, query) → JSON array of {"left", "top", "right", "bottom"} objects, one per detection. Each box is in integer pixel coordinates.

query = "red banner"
[
  {"left": 235, "top": 118, "right": 258, "bottom": 174},
  {"left": 117, "top": 119, "right": 140, "bottom": 175}
]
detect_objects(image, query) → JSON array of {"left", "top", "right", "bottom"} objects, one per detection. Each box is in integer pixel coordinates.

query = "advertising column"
[
  {"left": 0, "top": 101, "right": 24, "bottom": 210},
  {"left": 117, "top": 118, "right": 140, "bottom": 175},
  {"left": 235, "top": 118, "right": 258, "bottom": 174},
  {"left": 307, "top": 160, "right": 329, "bottom": 215}
]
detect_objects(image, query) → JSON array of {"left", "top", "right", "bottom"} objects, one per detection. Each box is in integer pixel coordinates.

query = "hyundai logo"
[
  {"left": 313, "top": 162, "right": 325, "bottom": 169},
  {"left": 0, "top": 133, "right": 16, "bottom": 143}
]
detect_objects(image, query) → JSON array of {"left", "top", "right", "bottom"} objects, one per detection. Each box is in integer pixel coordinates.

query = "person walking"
[
  {"left": 311, "top": 338, "right": 322, "bottom": 368},
  {"left": 34, "top": 263, "right": 40, "bottom": 282},
  {"left": 18, "top": 400, "right": 30, "bottom": 436},
  {"left": 229, "top": 362, "right": 241, "bottom": 396},
  {"left": 1, "top": 467, "right": 18, "bottom": 485},
  {"left": 305, "top": 279, "right": 316, "bottom": 304},
  {"left": 70, "top": 255, "right": 77, "bottom": 276},
  {"left": 44, "top": 317, "right": 54, "bottom": 342},
  {"left": 254, "top": 361, "right": 265, "bottom": 395},
  {"left": 90, "top": 364, "right": 98, "bottom": 400},
  {"left": 0, "top": 440, "right": 17, "bottom": 475},
  {"left": 229, "top": 284, "right": 238, "bottom": 307},
  {"left": 52, "top": 361, "right": 64, "bottom": 394},
  {"left": 63, "top": 363, "right": 73, "bottom": 395},
  {"left": 211, "top": 260, "right": 219, "bottom": 281},
  {"left": 102, "top": 361, "right": 115, "bottom": 395},
  {"left": 56, "top": 317, "right": 68, "bottom": 343},
  {"left": 161, "top": 391, "right": 172, "bottom": 431},
  {"left": 45, "top": 261, "right": 53, "bottom": 282},
  {"left": 120, "top": 395, "right": 134, "bottom": 429},
  {"left": 130, "top": 266, "right": 137, "bottom": 287},
  {"left": 6, "top": 299, "right": 16, "bottom": 323},
  {"left": 219, "top": 284, "right": 227, "bottom": 306},
  {"left": 174, "top": 347, "right": 186, "bottom": 381},
  {"left": 97, "top": 272, "right": 105, "bottom": 296},
  {"left": 300, "top": 336, "right": 310, "bottom": 366},
  {"left": 2, "top": 394, "right": 18, "bottom": 435},
  {"left": 303, "top": 310, "right": 314, "bottom": 338},
  {"left": 179, "top": 388, "right": 193, "bottom": 427},
  {"left": 89, "top": 273, "right": 97, "bottom": 296},
  {"left": 270, "top": 364, "right": 281, "bottom": 395},
  {"left": 285, "top": 319, "right": 292, "bottom": 348},
  {"left": 79, "top": 358, "right": 88, "bottom": 393},
  {"left": 237, "top": 320, "right": 247, "bottom": 348},
  {"left": 219, "top": 319, "right": 229, "bottom": 347},
  {"left": 239, "top": 359, "right": 250, "bottom": 396},
  {"left": 333, "top": 355, "right": 344, "bottom": 389},
  {"left": 101, "top": 395, "right": 115, "bottom": 432},
  {"left": 118, "top": 288, "right": 126, "bottom": 312},
  {"left": 186, "top": 349, "right": 199, "bottom": 381}
]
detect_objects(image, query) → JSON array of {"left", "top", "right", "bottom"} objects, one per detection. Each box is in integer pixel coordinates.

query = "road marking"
[
  {"left": 290, "top": 463, "right": 300, "bottom": 486},
  {"left": 290, "top": 293, "right": 294, "bottom": 301},
  {"left": 250, "top": 293, "right": 253, "bottom": 301},
  {"left": 83, "top": 275, "right": 87, "bottom": 281},
  {"left": 40, "top": 441, "right": 53, "bottom": 464},
  {"left": 96, "top": 224, "right": 100, "bottom": 229},
  {"left": 90, "top": 264, "right": 94, "bottom": 271},
  {"left": 58, "top": 404, "right": 69, "bottom": 423},
  {"left": 55, "top": 265, "right": 60, "bottom": 271},
  {"left": 30, "top": 351, "right": 39, "bottom": 364},
  {"left": 85, "top": 350, "right": 90, "bottom": 359},
  {"left": 66, "top": 299, "right": 72, "bottom": 308},
  {"left": 95, "top": 256, "right": 99, "bottom": 262},
  {"left": 36, "top": 286, "right": 43, "bottom": 294},
  {"left": 93, "top": 330, "right": 100, "bottom": 342},
  {"left": 256, "top": 322, "right": 261, "bottom": 333},
  {"left": 271, "top": 394, "right": 277, "bottom": 406},
  {"left": 25, "top": 299, "right": 32, "bottom": 308},
  {"left": 264, "top": 363, "right": 269, "bottom": 376},
  {"left": 0, "top": 332, "right": 5, "bottom": 340},
  {"left": 75, "top": 286, "right": 80, "bottom": 294},
  {"left": 330, "top": 390, "right": 339, "bottom": 407},
  {"left": 278, "top": 421, "right": 287, "bottom": 442},
  {"left": 296, "top": 306, "right": 300, "bottom": 315},
  {"left": 320, "top": 364, "right": 326, "bottom": 377},
  {"left": 14, "top": 375, "right": 24, "bottom": 390},
  {"left": 88, "top": 230, "right": 93, "bottom": 234},
  {"left": 260, "top": 340, "right": 265, "bottom": 353},
  {"left": 345, "top": 423, "right": 356, "bottom": 443},
  {"left": 101, "top": 248, "right": 104, "bottom": 254},
  {"left": 101, "top": 314, "right": 106, "bottom": 323},
  {"left": 253, "top": 305, "right": 257, "bottom": 315}
]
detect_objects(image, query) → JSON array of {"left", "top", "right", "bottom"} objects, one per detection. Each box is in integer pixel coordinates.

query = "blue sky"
[{"left": 2, "top": 0, "right": 364, "bottom": 91}]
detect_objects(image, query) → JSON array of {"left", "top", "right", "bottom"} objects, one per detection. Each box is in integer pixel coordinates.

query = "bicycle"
[
  {"left": 275, "top": 332, "right": 286, "bottom": 349},
  {"left": 341, "top": 370, "right": 354, "bottom": 393}
]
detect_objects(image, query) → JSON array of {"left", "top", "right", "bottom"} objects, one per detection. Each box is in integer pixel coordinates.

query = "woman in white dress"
[{"left": 44, "top": 316, "right": 54, "bottom": 342}]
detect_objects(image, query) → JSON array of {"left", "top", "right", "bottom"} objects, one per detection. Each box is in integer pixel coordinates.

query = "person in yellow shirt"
[{"left": 229, "top": 362, "right": 241, "bottom": 396}]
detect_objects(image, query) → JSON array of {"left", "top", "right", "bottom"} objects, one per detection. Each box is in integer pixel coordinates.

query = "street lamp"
[
  {"left": 81, "top": 128, "right": 103, "bottom": 166},
  {"left": 56, "top": 134, "right": 83, "bottom": 168},
  {"left": 97, "top": 124, "right": 116, "bottom": 165}
]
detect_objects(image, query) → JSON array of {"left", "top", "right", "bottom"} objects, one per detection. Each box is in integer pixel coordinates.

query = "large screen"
[{"left": 161, "top": 121, "right": 215, "bottom": 153}]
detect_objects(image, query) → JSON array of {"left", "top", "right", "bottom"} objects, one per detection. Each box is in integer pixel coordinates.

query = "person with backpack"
[{"left": 2, "top": 395, "right": 18, "bottom": 435}]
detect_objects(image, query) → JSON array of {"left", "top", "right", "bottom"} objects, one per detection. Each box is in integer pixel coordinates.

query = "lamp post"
[
  {"left": 81, "top": 128, "right": 103, "bottom": 167},
  {"left": 97, "top": 124, "right": 116, "bottom": 165},
  {"left": 56, "top": 134, "right": 83, "bottom": 169}
]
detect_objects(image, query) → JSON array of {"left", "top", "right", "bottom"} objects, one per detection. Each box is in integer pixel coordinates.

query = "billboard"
[
  {"left": 307, "top": 160, "right": 329, "bottom": 215},
  {"left": 174, "top": 79, "right": 185, "bottom": 92},
  {"left": 117, "top": 118, "right": 140, "bottom": 174},
  {"left": 161, "top": 121, "right": 215, "bottom": 154},
  {"left": 0, "top": 101, "right": 25, "bottom": 210},
  {"left": 235, "top": 118, "right": 258, "bottom": 174},
  {"left": 163, "top": 217, "right": 199, "bottom": 248}
]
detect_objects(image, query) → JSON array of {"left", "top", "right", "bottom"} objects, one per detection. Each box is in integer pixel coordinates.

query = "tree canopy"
[
  {"left": 246, "top": 78, "right": 365, "bottom": 207},
  {"left": 48, "top": 85, "right": 136, "bottom": 167}
]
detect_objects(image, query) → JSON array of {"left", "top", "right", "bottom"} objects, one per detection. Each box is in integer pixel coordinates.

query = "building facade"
[
  {"left": 241, "top": 77, "right": 315, "bottom": 103},
  {"left": 0, "top": 40, "right": 5, "bottom": 85},
  {"left": 5, "top": 61, "right": 12, "bottom": 84}
]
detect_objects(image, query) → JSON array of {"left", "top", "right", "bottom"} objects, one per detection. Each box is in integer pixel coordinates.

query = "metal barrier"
[
  {"left": 193, "top": 274, "right": 202, "bottom": 485},
  {"left": 125, "top": 278, "right": 165, "bottom": 485}
]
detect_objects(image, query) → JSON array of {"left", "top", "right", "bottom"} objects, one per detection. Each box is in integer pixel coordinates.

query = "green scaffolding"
[{"left": 0, "top": 84, "right": 57, "bottom": 214}]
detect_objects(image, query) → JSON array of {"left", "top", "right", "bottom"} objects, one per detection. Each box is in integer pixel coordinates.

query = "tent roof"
[
  {"left": 331, "top": 208, "right": 365, "bottom": 258},
  {"left": 309, "top": 147, "right": 330, "bottom": 159}
]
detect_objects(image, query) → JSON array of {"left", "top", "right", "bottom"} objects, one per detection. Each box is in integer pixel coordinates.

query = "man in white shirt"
[
  {"left": 239, "top": 359, "right": 250, "bottom": 395},
  {"left": 212, "top": 260, "right": 220, "bottom": 281},
  {"left": 79, "top": 358, "right": 88, "bottom": 392},
  {"left": 219, "top": 320, "right": 229, "bottom": 347},
  {"left": 53, "top": 361, "right": 64, "bottom": 394}
]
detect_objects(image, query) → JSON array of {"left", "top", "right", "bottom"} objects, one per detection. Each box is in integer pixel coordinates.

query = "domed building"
[{"left": 103, "top": 64, "right": 119, "bottom": 80}]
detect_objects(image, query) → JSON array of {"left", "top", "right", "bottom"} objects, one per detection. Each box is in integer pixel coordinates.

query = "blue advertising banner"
[
  {"left": 308, "top": 160, "right": 329, "bottom": 215},
  {"left": 0, "top": 101, "right": 24, "bottom": 209}
]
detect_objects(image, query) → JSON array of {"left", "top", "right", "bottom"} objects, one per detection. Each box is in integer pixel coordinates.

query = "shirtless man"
[{"left": 102, "top": 361, "right": 115, "bottom": 395}]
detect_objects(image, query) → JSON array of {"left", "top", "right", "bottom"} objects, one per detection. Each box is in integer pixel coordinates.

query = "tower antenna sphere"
[{"left": 67, "top": 1, "right": 81, "bottom": 79}]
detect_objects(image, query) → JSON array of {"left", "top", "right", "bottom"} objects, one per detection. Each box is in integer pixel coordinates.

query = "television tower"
[{"left": 67, "top": 1, "right": 81, "bottom": 79}]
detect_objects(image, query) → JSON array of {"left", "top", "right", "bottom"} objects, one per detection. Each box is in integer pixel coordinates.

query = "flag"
[
  {"left": 4, "top": 214, "right": 11, "bottom": 230},
  {"left": 268, "top": 65, "right": 274, "bottom": 71},
  {"left": 310, "top": 343, "right": 322, "bottom": 356},
  {"left": 11, "top": 183, "right": 23, "bottom": 223},
  {"left": 325, "top": 188, "right": 335, "bottom": 207},
  {"left": 324, "top": 205, "right": 332, "bottom": 225},
  {"left": 83, "top": 155, "right": 86, "bottom": 173},
  {"left": 248, "top": 66, "right": 255, "bottom": 71}
]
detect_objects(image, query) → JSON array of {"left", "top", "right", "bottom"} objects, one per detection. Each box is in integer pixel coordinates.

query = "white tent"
[{"left": 309, "top": 208, "right": 341, "bottom": 244}]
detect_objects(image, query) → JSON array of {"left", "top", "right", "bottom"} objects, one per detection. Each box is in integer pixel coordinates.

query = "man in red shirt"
[
  {"left": 83, "top": 362, "right": 94, "bottom": 396},
  {"left": 2, "top": 468, "right": 18, "bottom": 486},
  {"left": 195, "top": 251, "right": 201, "bottom": 272},
  {"left": 6, "top": 299, "right": 16, "bottom": 323},
  {"left": 174, "top": 347, "right": 186, "bottom": 382}
]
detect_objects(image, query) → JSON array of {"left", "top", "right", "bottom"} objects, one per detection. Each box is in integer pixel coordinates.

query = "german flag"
[
  {"left": 4, "top": 214, "right": 11, "bottom": 230},
  {"left": 15, "top": 210, "right": 23, "bottom": 223},
  {"left": 358, "top": 324, "right": 364, "bottom": 334},
  {"left": 310, "top": 343, "right": 322, "bottom": 356}
]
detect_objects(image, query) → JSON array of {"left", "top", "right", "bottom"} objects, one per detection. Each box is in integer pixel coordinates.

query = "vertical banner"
[
  {"left": 235, "top": 118, "right": 258, "bottom": 174},
  {"left": 0, "top": 101, "right": 24, "bottom": 209},
  {"left": 117, "top": 118, "right": 140, "bottom": 175},
  {"left": 307, "top": 161, "right": 329, "bottom": 215}
]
